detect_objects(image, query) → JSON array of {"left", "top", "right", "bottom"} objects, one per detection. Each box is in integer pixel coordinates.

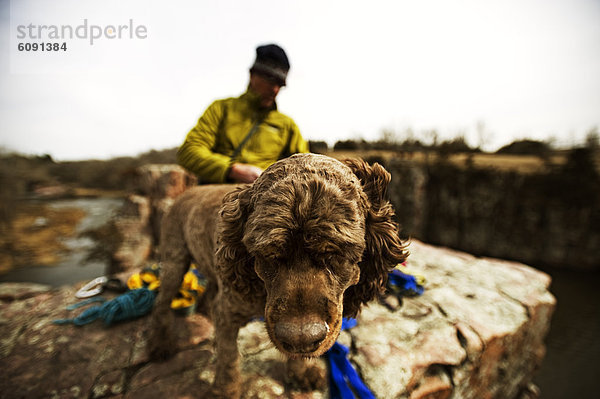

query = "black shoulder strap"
[
  {"left": 230, "top": 117, "right": 264, "bottom": 162},
  {"left": 277, "top": 129, "right": 294, "bottom": 160}
]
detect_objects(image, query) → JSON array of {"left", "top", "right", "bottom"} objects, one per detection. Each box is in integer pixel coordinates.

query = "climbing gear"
[
  {"left": 103, "top": 278, "right": 129, "bottom": 294},
  {"left": 126, "top": 264, "right": 162, "bottom": 291},
  {"left": 230, "top": 116, "right": 266, "bottom": 163},
  {"left": 126, "top": 264, "right": 206, "bottom": 314},
  {"left": 326, "top": 262, "right": 426, "bottom": 398},
  {"left": 326, "top": 318, "right": 376, "bottom": 399},
  {"left": 54, "top": 288, "right": 156, "bottom": 326},
  {"left": 75, "top": 276, "right": 129, "bottom": 299},
  {"left": 55, "top": 264, "right": 206, "bottom": 326},
  {"left": 75, "top": 276, "right": 109, "bottom": 298},
  {"left": 387, "top": 264, "right": 425, "bottom": 297}
]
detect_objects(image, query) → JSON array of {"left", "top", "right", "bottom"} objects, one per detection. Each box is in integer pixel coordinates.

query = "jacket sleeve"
[{"left": 177, "top": 101, "right": 232, "bottom": 183}]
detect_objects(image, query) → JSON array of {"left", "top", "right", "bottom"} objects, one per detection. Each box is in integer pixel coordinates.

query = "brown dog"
[{"left": 148, "top": 153, "right": 407, "bottom": 398}]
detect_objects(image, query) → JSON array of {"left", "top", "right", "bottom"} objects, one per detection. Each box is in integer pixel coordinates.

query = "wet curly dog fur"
[{"left": 148, "top": 153, "right": 407, "bottom": 398}]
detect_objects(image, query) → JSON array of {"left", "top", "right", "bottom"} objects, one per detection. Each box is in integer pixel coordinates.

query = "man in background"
[{"left": 177, "top": 44, "right": 309, "bottom": 184}]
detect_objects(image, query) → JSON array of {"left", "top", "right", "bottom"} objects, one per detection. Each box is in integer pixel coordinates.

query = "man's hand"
[{"left": 228, "top": 163, "right": 263, "bottom": 183}]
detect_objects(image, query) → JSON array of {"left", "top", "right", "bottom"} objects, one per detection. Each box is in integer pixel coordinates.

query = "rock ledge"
[{"left": 0, "top": 240, "right": 555, "bottom": 399}]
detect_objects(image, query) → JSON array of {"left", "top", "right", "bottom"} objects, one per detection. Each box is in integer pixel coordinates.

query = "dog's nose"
[{"left": 274, "top": 319, "right": 328, "bottom": 354}]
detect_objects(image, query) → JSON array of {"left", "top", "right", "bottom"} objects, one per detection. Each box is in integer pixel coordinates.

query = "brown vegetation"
[{"left": 328, "top": 150, "right": 569, "bottom": 174}]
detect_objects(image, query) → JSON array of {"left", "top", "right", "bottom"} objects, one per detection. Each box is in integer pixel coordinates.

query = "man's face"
[{"left": 250, "top": 73, "right": 283, "bottom": 108}]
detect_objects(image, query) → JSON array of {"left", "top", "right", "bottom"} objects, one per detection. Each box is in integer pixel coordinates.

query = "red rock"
[{"left": 409, "top": 369, "right": 452, "bottom": 399}]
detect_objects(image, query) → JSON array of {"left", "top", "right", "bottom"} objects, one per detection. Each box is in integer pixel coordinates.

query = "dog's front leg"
[
  {"left": 210, "top": 298, "right": 244, "bottom": 399},
  {"left": 148, "top": 258, "right": 189, "bottom": 359},
  {"left": 286, "top": 357, "right": 327, "bottom": 391}
]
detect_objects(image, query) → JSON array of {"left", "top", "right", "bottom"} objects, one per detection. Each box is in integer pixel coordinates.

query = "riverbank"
[{"left": 0, "top": 196, "right": 123, "bottom": 286}]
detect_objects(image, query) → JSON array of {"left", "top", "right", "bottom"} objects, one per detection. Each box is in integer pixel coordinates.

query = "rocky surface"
[
  {"left": 0, "top": 240, "right": 554, "bottom": 399},
  {"left": 109, "top": 165, "right": 197, "bottom": 273}
]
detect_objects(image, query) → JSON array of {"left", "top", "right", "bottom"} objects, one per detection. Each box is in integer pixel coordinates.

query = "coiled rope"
[{"left": 53, "top": 288, "right": 156, "bottom": 326}]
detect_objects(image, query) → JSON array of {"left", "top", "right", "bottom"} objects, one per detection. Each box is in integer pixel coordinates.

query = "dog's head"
[{"left": 216, "top": 154, "right": 407, "bottom": 358}]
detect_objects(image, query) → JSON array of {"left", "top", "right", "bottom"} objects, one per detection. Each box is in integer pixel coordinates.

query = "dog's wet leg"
[
  {"left": 148, "top": 233, "right": 190, "bottom": 359},
  {"left": 209, "top": 297, "right": 244, "bottom": 399}
]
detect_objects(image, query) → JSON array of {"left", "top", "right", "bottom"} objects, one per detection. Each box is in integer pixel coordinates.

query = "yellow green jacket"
[{"left": 177, "top": 89, "right": 309, "bottom": 183}]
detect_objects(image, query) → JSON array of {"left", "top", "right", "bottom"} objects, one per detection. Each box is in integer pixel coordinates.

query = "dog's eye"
[
  {"left": 255, "top": 258, "right": 279, "bottom": 280},
  {"left": 318, "top": 252, "right": 342, "bottom": 268},
  {"left": 269, "top": 254, "right": 287, "bottom": 264}
]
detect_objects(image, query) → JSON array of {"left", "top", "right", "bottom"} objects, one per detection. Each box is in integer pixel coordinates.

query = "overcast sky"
[{"left": 1, "top": 0, "right": 599, "bottom": 160}]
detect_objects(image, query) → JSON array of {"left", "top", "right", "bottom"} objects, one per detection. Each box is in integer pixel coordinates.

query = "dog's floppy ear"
[
  {"left": 216, "top": 184, "right": 262, "bottom": 296},
  {"left": 342, "top": 158, "right": 408, "bottom": 317}
]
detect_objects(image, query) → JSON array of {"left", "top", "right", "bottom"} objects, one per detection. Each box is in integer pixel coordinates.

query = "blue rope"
[
  {"left": 66, "top": 296, "right": 106, "bottom": 310},
  {"left": 326, "top": 268, "right": 426, "bottom": 398},
  {"left": 326, "top": 318, "right": 375, "bottom": 399},
  {"left": 388, "top": 269, "right": 424, "bottom": 296},
  {"left": 54, "top": 288, "right": 156, "bottom": 326}
]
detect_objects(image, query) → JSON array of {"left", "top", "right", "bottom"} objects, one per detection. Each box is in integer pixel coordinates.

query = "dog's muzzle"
[{"left": 274, "top": 319, "right": 329, "bottom": 354}]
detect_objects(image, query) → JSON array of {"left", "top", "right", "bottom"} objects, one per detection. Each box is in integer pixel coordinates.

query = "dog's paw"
[
  {"left": 207, "top": 384, "right": 241, "bottom": 399},
  {"left": 286, "top": 358, "right": 327, "bottom": 391},
  {"left": 148, "top": 338, "right": 177, "bottom": 360}
]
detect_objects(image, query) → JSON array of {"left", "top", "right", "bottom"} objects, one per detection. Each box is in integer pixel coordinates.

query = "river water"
[
  {"left": 0, "top": 197, "right": 597, "bottom": 398},
  {"left": 533, "top": 266, "right": 600, "bottom": 399},
  {"left": 0, "top": 197, "right": 123, "bottom": 287}
]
